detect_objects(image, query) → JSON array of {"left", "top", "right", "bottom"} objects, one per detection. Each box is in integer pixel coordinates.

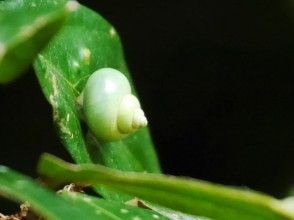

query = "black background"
[{"left": 2, "top": 0, "right": 294, "bottom": 211}]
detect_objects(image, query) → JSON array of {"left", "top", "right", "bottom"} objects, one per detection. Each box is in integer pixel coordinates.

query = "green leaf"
[
  {"left": 126, "top": 199, "right": 210, "bottom": 220},
  {"left": 61, "top": 191, "right": 167, "bottom": 220},
  {"left": 0, "top": 164, "right": 167, "bottom": 220},
  {"left": 146, "top": 205, "right": 209, "bottom": 220},
  {"left": 33, "top": 0, "right": 160, "bottom": 177},
  {"left": 0, "top": 165, "right": 106, "bottom": 220},
  {"left": 0, "top": 0, "right": 75, "bottom": 83},
  {"left": 38, "top": 154, "right": 294, "bottom": 220}
]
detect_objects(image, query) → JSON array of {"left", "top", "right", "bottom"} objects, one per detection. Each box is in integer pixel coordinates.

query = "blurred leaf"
[
  {"left": 0, "top": 0, "right": 74, "bottom": 83},
  {"left": 0, "top": 165, "right": 106, "bottom": 220},
  {"left": 0, "top": 164, "right": 167, "bottom": 220},
  {"left": 126, "top": 199, "right": 210, "bottom": 220},
  {"left": 61, "top": 191, "right": 167, "bottom": 220},
  {"left": 38, "top": 154, "right": 294, "bottom": 220},
  {"left": 147, "top": 206, "right": 209, "bottom": 220},
  {"left": 33, "top": 0, "right": 160, "bottom": 200}
]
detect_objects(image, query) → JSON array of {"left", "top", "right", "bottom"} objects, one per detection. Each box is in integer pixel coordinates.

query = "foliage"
[
  {"left": 0, "top": 0, "right": 293, "bottom": 220},
  {"left": 38, "top": 154, "right": 294, "bottom": 220},
  {"left": 0, "top": 0, "right": 72, "bottom": 83},
  {"left": 0, "top": 165, "right": 167, "bottom": 220}
]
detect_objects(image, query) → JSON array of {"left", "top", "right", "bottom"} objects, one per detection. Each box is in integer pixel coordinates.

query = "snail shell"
[{"left": 82, "top": 68, "right": 147, "bottom": 142}]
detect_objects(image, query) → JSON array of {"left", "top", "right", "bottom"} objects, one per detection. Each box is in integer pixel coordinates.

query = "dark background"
[{"left": 2, "top": 0, "right": 294, "bottom": 211}]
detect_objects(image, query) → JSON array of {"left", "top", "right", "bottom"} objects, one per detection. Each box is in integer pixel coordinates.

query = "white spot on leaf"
[
  {"left": 58, "top": 118, "right": 72, "bottom": 137},
  {"left": 83, "top": 197, "right": 92, "bottom": 203},
  {"left": 66, "top": 0, "right": 79, "bottom": 12},
  {"left": 72, "top": 60, "right": 80, "bottom": 67},
  {"left": 79, "top": 48, "right": 91, "bottom": 64},
  {"left": 49, "top": 74, "right": 59, "bottom": 121},
  {"left": 152, "top": 214, "right": 160, "bottom": 219},
  {"left": 120, "top": 208, "right": 129, "bottom": 214},
  {"left": 109, "top": 27, "right": 116, "bottom": 37}
]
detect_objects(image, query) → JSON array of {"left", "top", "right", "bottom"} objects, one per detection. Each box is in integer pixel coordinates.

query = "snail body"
[{"left": 82, "top": 68, "right": 147, "bottom": 142}]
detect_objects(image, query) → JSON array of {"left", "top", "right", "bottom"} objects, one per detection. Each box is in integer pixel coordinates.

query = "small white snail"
[{"left": 81, "top": 68, "right": 148, "bottom": 142}]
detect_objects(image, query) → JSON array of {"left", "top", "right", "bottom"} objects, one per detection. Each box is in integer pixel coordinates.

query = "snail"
[{"left": 80, "top": 68, "right": 148, "bottom": 142}]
